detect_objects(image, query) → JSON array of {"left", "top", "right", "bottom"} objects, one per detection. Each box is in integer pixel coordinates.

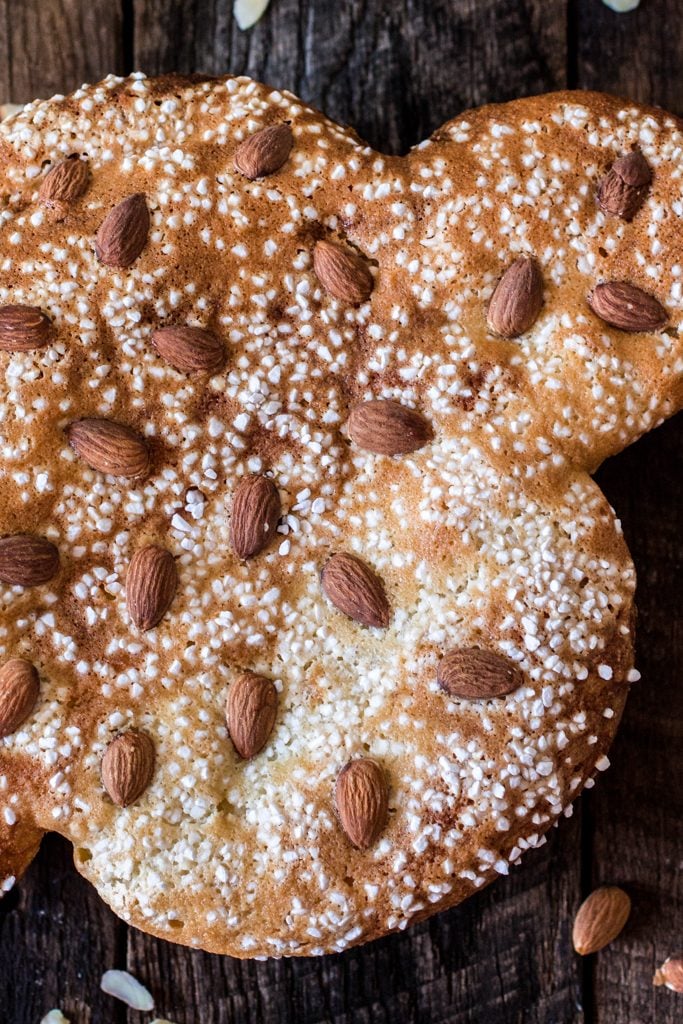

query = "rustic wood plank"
[
  {"left": 133, "top": 0, "right": 567, "bottom": 152},
  {"left": 0, "top": 0, "right": 124, "bottom": 105},
  {"left": 0, "top": 834, "right": 124, "bottom": 1023},
  {"left": 572, "top": 0, "right": 683, "bottom": 115},
  {"left": 591, "top": 419, "right": 683, "bottom": 1024}
]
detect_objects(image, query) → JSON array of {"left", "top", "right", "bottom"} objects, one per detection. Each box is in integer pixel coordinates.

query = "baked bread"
[{"left": 0, "top": 74, "right": 680, "bottom": 958}]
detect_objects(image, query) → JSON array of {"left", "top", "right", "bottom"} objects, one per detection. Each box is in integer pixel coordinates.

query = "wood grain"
[
  {"left": 0, "top": 0, "right": 123, "bottom": 105},
  {"left": 0, "top": 2, "right": 682, "bottom": 1023}
]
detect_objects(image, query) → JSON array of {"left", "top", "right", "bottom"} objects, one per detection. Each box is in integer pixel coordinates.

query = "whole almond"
[
  {"left": 321, "top": 552, "right": 390, "bottom": 628},
  {"left": 597, "top": 151, "right": 651, "bottom": 221},
  {"left": 226, "top": 671, "right": 278, "bottom": 759},
  {"left": 234, "top": 123, "right": 293, "bottom": 180},
  {"left": 313, "top": 240, "right": 374, "bottom": 305},
  {"left": 437, "top": 647, "right": 523, "bottom": 700},
  {"left": 230, "top": 475, "right": 281, "bottom": 560},
  {"left": 347, "top": 399, "right": 432, "bottom": 456},
  {"left": 152, "top": 325, "right": 226, "bottom": 375},
  {"left": 101, "top": 729, "right": 155, "bottom": 807},
  {"left": 39, "top": 156, "right": 89, "bottom": 219},
  {"left": 95, "top": 194, "right": 150, "bottom": 268},
  {"left": 572, "top": 886, "right": 631, "bottom": 955},
  {"left": 487, "top": 256, "right": 544, "bottom": 338},
  {"left": 335, "top": 758, "right": 389, "bottom": 849},
  {"left": 66, "top": 418, "right": 150, "bottom": 479},
  {"left": 0, "top": 534, "right": 60, "bottom": 587},
  {"left": 653, "top": 954, "right": 683, "bottom": 993},
  {"left": 0, "top": 304, "right": 53, "bottom": 352},
  {"left": 0, "top": 659, "right": 40, "bottom": 738},
  {"left": 588, "top": 281, "right": 667, "bottom": 332},
  {"left": 126, "top": 545, "right": 177, "bottom": 631}
]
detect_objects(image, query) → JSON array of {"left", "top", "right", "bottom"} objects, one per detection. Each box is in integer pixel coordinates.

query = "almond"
[
  {"left": 226, "top": 671, "right": 278, "bottom": 759},
  {"left": 230, "top": 475, "right": 281, "bottom": 560},
  {"left": 126, "top": 545, "right": 177, "bottom": 631},
  {"left": 234, "top": 123, "right": 293, "bottom": 180},
  {"left": 313, "top": 240, "right": 374, "bottom": 305},
  {"left": 0, "top": 534, "right": 60, "bottom": 587},
  {"left": 437, "top": 647, "right": 523, "bottom": 700},
  {"left": 653, "top": 954, "right": 683, "bottom": 993},
  {"left": 572, "top": 886, "right": 631, "bottom": 955},
  {"left": 101, "top": 730, "right": 155, "bottom": 807},
  {"left": 597, "top": 150, "right": 651, "bottom": 221},
  {"left": 66, "top": 418, "right": 151, "bottom": 479},
  {"left": 588, "top": 281, "right": 667, "bottom": 332},
  {"left": 151, "top": 325, "right": 226, "bottom": 375},
  {"left": 39, "top": 156, "right": 89, "bottom": 219},
  {"left": 321, "top": 552, "right": 390, "bottom": 628},
  {"left": 0, "top": 304, "right": 53, "bottom": 352},
  {"left": 487, "top": 256, "right": 544, "bottom": 338},
  {"left": 0, "top": 659, "right": 40, "bottom": 738},
  {"left": 335, "top": 758, "right": 388, "bottom": 849},
  {"left": 347, "top": 399, "right": 432, "bottom": 456},
  {"left": 95, "top": 194, "right": 150, "bottom": 268}
]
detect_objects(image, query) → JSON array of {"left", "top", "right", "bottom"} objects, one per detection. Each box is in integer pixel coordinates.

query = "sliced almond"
[
  {"left": 0, "top": 304, "right": 53, "bottom": 352},
  {"left": 95, "top": 194, "right": 150, "bottom": 268},
  {"left": 66, "top": 418, "right": 151, "bottom": 479},
  {"left": 0, "top": 659, "right": 40, "bottom": 738},
  {"left": 100, "top": 970, "right": 154, "bottom": 1011},
  {"left": 151, "top": 325, "right": 226, "bottom": 374},
  {"left": 39, "top": 156, "right": 89, "bottom": 220},
  {"left": 653, "top": 954, "right": 683, "bottom": 992},
  {"left": 572, "top": 886, "right": 631, "bottom": 955},
  {"left": 347, "top": 399, "right": 432, "bottom": 456},
  {"left": 335, "top": 758, "right": 388, "bottom": 849},
  {"left": 321, "top": 552, "right": 390, "bottom": 628},
  {"left": 226, "top": 671, "right": 278, "bottom": 759},
  {"left": 101, "top": 730, "right": 156, "bottom": 807},
  {"left": 126, "top": 545, "right": 177, "bottom": 631},
  {"left": 230, "top": 475, "right": 281, "bottom": 560},
  {"left": 597, "top": 151, "right": 651, "bottom": 221},
  {"left": 313, "top": 240, "right": 374, "bottom": 305},
  {"left": 234, "top": 123, "right": 293, "bottom": 180},
  {"left": 487, "top": 256, "right": 544, "bottom": 338},
  {"left": 437, "top": 647, "right": 523, "bottom": 700},
  {"left": 0, "top": 534, "right": 60, "bottom": 587},
  {"left": 588, "top": 281, "right": 667, "bottom": 332}
]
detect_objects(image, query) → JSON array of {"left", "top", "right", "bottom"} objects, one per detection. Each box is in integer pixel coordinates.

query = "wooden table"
[{"left": 0, "top": 2, "right": 681, "bottom": 1022}]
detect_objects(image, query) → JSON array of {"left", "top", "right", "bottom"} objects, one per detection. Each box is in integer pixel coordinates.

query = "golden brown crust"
[{"left": 0, "top": 74, "right": 680, "bottom": 957}]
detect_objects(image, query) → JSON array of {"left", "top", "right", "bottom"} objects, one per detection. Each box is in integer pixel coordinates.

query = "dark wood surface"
[{"left": 0, "top": 2, "right": 681, "bottom": 1022}]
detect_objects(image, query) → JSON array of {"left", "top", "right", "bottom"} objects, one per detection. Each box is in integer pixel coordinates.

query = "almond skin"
[
  {"left": 313, "top": 240, "right": 374, "bottom": 305},
  {"left": 437, "top": 647, "right": 523, "bottom": 700},
  {"left": 347, "top": 399, "right": 432, "bottom": 456},
  {"left": 0, "top": 304, "right": 53, "bottom": 352},
  {"left": 588, "top": 281, "right": 667, "bottom": 332},
  {"left": 226, "top": 671, "right": 278, "bottom": 759},
  {"left": 234, "top": 123, "right": 293, "bottom": 180},
  {"left": 0, "top": 659, "right": 40, "bottom": 738},
  {"left": 653, "top": 954, "right": 683, "bottom": 993},
  {"left": 230, "top": 475, "right": 281, "bottom": 560},
  {"left": 487, "top": 256, "right": 544, "bottom": 338},
  {"left": 101, "top": 730, "right": 156, "bottom": 807},
  {"left": 335, "top": 758, "right": 389, "bottom": 849},
  {"left": 321, "top": 552, "right": 390, "bottom": 628},
  {"left": 572, "top": 886, "right": 631, "bottom": 955},
  {"left": 597, "top": 151, "right": 651, "bottom": 221},
  {"left": 66, "top": 418, "right": 151, "bottom": 479},
  {"left": 39, "top": 156, "right": 89, "bottom": 219},
  {"left": 126, "top": 545, "right": 177, "bottom": 631},
  {"left": 95, "top": 194, "right": 150, "bottom": 268},
  {"left": 0, "top": 534, "right": 60, "bottom": 587},
  {"left": 152, "top": 325, "right": 226, "bottom": 375}
]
